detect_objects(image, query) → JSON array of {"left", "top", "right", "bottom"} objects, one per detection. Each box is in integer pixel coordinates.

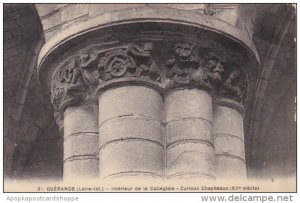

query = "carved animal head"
[
  {"left": 214, "top": 62, "right": 224, "bottom": 73},
  {"left": 77, "top": 53, "right": 91, "bottom": 69},
  {"left": 228, "top": 70, "right": 240, "bottom": 80},
  {"left": 207, "top": 59, "right": 224, "bottom": 73},
  {"left": 207, "top": 59, "right": 217, "bottom": 70},
  {"left": 79, "top": 53, "right": 90, "bottom": 63},
  {"left": 143, "top": 43, "right": 153, "bottom": 53},
  {"left": 175, "top": 43, "right": 194, "bottom": 61},
  {"left": 58, "top": 63, "right": 74, "bottom": 83}
]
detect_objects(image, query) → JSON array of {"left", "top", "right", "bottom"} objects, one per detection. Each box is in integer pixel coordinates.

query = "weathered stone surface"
[
  {"left": 64, "top": 105, "right": 98, "bottom": 136},
  {"left": 215, "top": 155, "right": 246, "bottom": 179},
  {"left": 64, "top": 158, "right": 99, "bottom": 179},
  {"left": 99, "top": 117, "right": 163, "bottom": 146},
  {"left": 64, "top": 133, "right": 98, "bottom": 159},
  {"left": 165, "top": 89, "right": 212, "bottom": 122},
  {"left": 98, "top": 86, "right": 163, "bottom": 124},
  {"left": 99, "top": 141, "right": 164, "bottom": 179},
  {"left": 213, "top": 104, "right": 244, "bottom": 139},
  {"left": 167, "top": 142, "right": 215, "bottom": 179},
  {"left": 166, "top": 119, "right": 213, "bottom": 146},
  {"left": 214, "top": 134, "right": 245, "bottom": 160}
]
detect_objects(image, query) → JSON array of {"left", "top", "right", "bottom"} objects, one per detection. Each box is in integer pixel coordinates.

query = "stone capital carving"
[
  {"left": 166, "top": 43, "right": 209, "bottom": 86},
  {"left": 164, "top": 42, "right": 247, "bottom": 102},
  {"left": 49, "top": 39, "right": 248, "bottom": 124},
  {"left": 98, "top": 43, "right": 161, "bottom": 82},
  {"left": 218, "top": 67, "right": 246, "bottom": 102}
]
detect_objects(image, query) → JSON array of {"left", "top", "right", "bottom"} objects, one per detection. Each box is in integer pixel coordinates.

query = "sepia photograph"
[{"left": 2, "top": 2, "right": 297, "bottom": 194}]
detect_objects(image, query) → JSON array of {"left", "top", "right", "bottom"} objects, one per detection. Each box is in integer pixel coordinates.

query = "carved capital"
[
  {"left": 202, "top": 49, "right": 247, "bottom": 103},
  {"left": 50, "top": 83, "right": 86, "bottom": 130},
  {"left": 164, "top": 42, "right": 247, "bottom": 103},
  {"left": 49, "top": 39, "right": 248, "bottom": 119},
  {"left": 50, "top": 42, "right": 162, "bottom": 117}
]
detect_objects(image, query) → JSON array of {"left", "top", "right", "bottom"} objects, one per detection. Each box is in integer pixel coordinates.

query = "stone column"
[
  {"left": 64, "top": 104, "right": 99, "bottom": 179},
  {"left": 98, "top": 84, "right": 164, "bottom": 180},
  {"left": 49, "top": 54, "right": 101, "bottom": 180},
  {"left": 37, "top": 9, "right": 258, "bottom": 181},
  {"left": 165, "top": 88, "right": 215, "bottom": 180},
  {"left": 213, "top": 98, "right": 247, "bottom": 179},
  {"left": 163, "top": 42, "right": 216, "bottom": 180}
]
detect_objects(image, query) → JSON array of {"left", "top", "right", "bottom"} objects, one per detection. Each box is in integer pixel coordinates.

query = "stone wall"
[
  {"left": 22, "top": 120, "right": 62, "bottom": 180},
  {"left": 245, "top": 4, "right": 296, "bottom": 180},
  {"left": 3, "top": 4, "right": 62, "bottom": 180},
  {"left": 247, "top": 10, "right": 296, "bottom": 178}
]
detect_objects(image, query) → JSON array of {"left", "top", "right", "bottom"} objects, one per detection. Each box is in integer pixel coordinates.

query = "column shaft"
[
  {"left": 165, "top": 89, "right": 215, "bottom": 180},
  {"left": 98, "top": 85, "right": 164, "bottom": 180},
  {"left": 213, "top": 100, "right": 246, "bottom": 179},
  {"left": 63, "top": 104, "right": 99, "bottom": 179}
]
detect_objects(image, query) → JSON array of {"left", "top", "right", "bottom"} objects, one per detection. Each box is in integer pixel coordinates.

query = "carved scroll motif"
[
  {"left": 98, "top": 48, "right": 136, "bottom": 80},
  {"left": 98, "top": 43, "right": 160, "bottom": 82}
]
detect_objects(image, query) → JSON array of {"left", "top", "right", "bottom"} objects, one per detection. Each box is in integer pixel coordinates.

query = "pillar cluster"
[{"left": 40, "top": 26, "right": 252, "bottom": 181}]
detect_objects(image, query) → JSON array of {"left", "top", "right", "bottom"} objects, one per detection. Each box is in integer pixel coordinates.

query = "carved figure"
[
  {"left": 57, "top": 52, "right": 100, "bottom": 90},
  {"left": 166, "top": 43, "right": 206, "bottom": 83},
  {"left": 206, "top": 59, "right": 224, "bottom": 82},
  {"left": 128, "top": 43, "right": 160, "bottom": 81},
  {"left": 77, "top": 52, "right": 101, "bottom": 88},
  {"left": 220, "top": 69, "right": 244, "bottom": 101},
  {"left": 58, "top": 63, "right": 74, "bottom": 84},
  {"left": 50, "top": 83, "right": 64, "bottom": 109}
]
